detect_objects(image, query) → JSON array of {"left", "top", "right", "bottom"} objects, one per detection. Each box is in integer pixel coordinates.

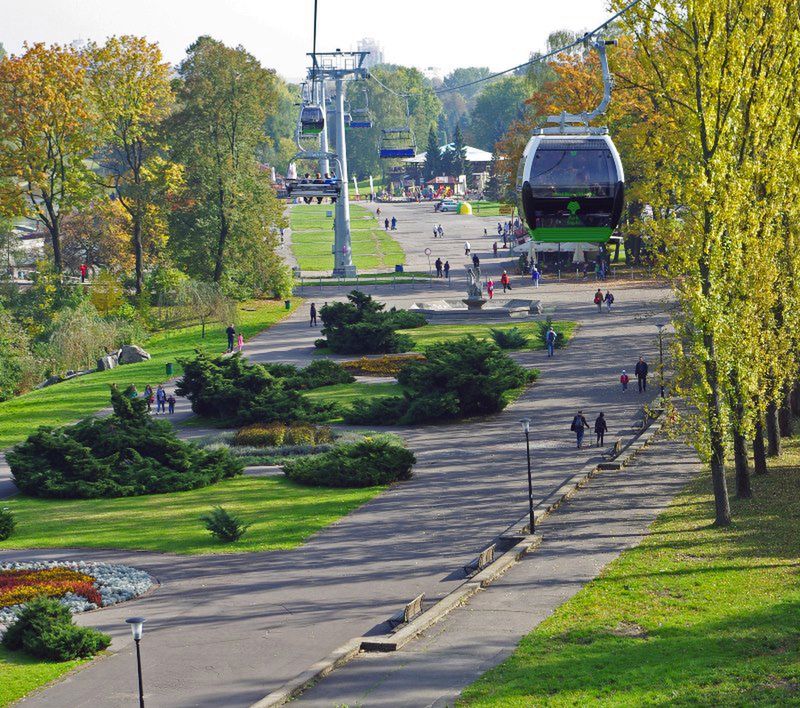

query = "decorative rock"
[
  {"left": 97, "top": 354, "right": 118, "bottom": 371},
  {"left": 118, "top": 344, "right": 151, "bottom": 365}
]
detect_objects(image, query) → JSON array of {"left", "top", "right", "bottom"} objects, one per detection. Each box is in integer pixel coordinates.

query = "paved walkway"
[{"left": 297, "top": 438, "right": 699, "bottom": 706}]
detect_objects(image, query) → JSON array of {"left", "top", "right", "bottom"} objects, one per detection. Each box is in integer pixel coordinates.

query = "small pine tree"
[
  {"left": 423, "top": 126, "right": 441, "bottom": 181},
  {"left": 451, "top": 124, "right": 470, "bottom": 177}
]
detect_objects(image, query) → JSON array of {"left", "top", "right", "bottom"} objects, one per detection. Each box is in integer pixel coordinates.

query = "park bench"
[
  {"left": 463, "top": 543, "right": 496, "bottom": 575},
  {"left": 388, "top": 593, "right": 424, "bottom": 629}
]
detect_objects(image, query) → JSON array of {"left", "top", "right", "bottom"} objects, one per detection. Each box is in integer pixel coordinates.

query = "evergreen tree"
[
  {"left": 451, "top": 124, "right": 470, "bottom": 177},
  {"left": 423, "top": 126, "right": 441, "bottom": 180}
]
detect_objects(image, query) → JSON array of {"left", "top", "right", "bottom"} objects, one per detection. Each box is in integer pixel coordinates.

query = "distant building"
[{"left": 357, "top": 38, "right": 384, "bottom": 68}]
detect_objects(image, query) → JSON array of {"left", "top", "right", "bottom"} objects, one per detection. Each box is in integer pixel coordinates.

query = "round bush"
[{"left": 283, "top": 438, "right": 415, "bottom": 487}]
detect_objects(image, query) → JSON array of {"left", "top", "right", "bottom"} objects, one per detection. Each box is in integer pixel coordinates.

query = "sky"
[{"left": 0, "top": 0, "right": 609, "bottom": 81}]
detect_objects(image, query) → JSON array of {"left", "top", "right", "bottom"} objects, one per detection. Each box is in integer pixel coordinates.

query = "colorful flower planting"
[
  {"left": 0, "top": 561, "right": 154, "bottom": 637},
  {"left": 341, "top": 353, "right": 426, "bottom": 377}
]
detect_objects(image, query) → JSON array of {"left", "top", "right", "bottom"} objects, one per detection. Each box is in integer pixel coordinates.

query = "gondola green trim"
[{"left": 530, "top": 226, "right": 613, "bottom": 243}]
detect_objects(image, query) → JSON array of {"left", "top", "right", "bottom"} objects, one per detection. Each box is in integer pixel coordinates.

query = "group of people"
[
  {"left": 593, "top": 289, "right": 615, "bottom": 311},
  {"left": 434, "top": 258, "right": 451, "bottom": 279},
  {"left": 134, "top": 383, "right": 177, "bottom": 415},
  {"left": 225, "top": 324, "right": 245, "bottom": 353},
  {"left": 621, "top": 356, "right": 649, "bottom": 393},
  {"left": 432, "top": 224, "right": 445, "bottom": 238},
  {"left": 384, "top": 216, "right": 398, "bottom": 231},
  {"left": 485, "top": 271, "right": 513, "bottom": 299}
]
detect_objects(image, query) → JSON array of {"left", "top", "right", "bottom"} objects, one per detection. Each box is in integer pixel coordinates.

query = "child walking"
[{"left": 620, "top": 370, "right": 629, "bottom": 392}]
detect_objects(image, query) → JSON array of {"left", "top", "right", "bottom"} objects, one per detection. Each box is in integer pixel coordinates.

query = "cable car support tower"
[{"left": 307, "top": 50, "right": 369, "bottom": 277}]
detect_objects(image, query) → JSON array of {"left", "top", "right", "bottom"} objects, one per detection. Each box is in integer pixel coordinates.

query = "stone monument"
[{"left": 462, "top": 266, "right": 487, "bottom": 310}]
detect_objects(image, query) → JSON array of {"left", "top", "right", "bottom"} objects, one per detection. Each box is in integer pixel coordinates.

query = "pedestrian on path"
[
  {"left": 594, "top": 289, "right": 603, "bottom": 312},
  {"left": 635, "top": 357, "right": 649, "bottom": 393},
  {"left": 167, "top": 392, "right": 176, "bottom": 414},
  {"left": 310, "top": 303, "right": 317, "bottom": 327},
  {"left": 80, "top": 263, "right": 88, "bottom": 283},
  {"left": 443, "top": 261, "right": 450, "bottom": 279},
  {"left": 226, "top": 323, "right": 236, "bottom": 352},
  {"left": 125, "top": 384, "right": 138, "bottom": 400},
  {"left": 501, "top": 270, "right": 512, "bottom": 292},
  {"left": 594, "top": 412, "right": 608, "bottom": 447},
  {"left": 497, "top": 222, "right": 502, "bottom": 236},
  {"left": 531, "top": 266, "right": 540, "bottom": 287},
  {"left": 143, "top": 384, "right": 154, "bottom": 413},
  {"left": 546, "top": 326, "right": 557, "bottom": 357},
  {"left": 493, "top": 242, "right": 498, "bottom": 257},
  {"left": 384, "top": 218, "right": 390, "bottom": 231},
  {"left": 472, "top": 253, "right": 480, "bottom": 269},
  {"left": 156, "top": 385, "right": 167, "bottom": 414},
  {"left": 433, "top": 226, "right": 438, "bottom": 239},
  {"left": 604, "top": 290, "right": 615, "bottom": 311},
  {"left": 464, "top": 241, "right": 471, "bottom": 255},
  {"left": 435, "top": 258, "right": 443, "bottom": 278},
  {"left": 571, "top": 410, "right": 590, "bottom": 449},
  {"left": 484, "top": 228, "right": 488, "bottom": 237},
  {"left": 487, "top": 279, "right": 494, "bottom": 299},
  {"left": 391, "top": 216, "right": 397, "bottom": 230},
  {"left": 237, "top": 333, "right": 244, "bottom": 352},
  {"left": 438, "top": 224, "right": 444, "bottom": 238},
  {"left": 620, "top": 369, "right": 629, "bottom": 392}
]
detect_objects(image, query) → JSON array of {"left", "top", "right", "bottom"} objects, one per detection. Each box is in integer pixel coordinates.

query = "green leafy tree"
[{"left": 467, "top": 75, "right": 529, "bottom": 151}]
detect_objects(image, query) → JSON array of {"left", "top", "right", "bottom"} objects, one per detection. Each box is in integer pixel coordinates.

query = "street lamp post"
[
  {"left": 125, "top": 617, "right": 146, "bottom": 708},
  {"left": 520, "top": 418, "right": 534, "bottom": 533}
]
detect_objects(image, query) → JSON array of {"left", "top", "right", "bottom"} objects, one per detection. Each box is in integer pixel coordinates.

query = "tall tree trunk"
[
  {"left": 133, "top": 214, "right": 144, "bottom": 295},
  {"left": 705, "top": 337, "right": 731, "bottom": 526},
  {"left": 733, "top": 430, "right": 752, "bottom": 498},
  {"left": 790, "top": 382, "right": 800, "bottom": 416},
  {"left": 49, "top": 223, "right": 62, "bottom": 274},
  {"left": 778, "top": 394, "right": 791, "bottom": 437},
  {"left": 753, "top": 417, "right": 768, "bottom": 475},
  {"left": 214, "top": 182, "right": 228, "bottom": 283},
  {"left": 766, "top": 401, "right": 781, "bottom": 456}
]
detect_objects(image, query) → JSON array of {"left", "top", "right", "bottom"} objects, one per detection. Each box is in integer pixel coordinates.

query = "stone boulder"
[
  {"left": 97, "top": 353, "right": 119, "bottom": 371},
  {"left": 118, "top": 345, "right": 151, "bottom": 365}
]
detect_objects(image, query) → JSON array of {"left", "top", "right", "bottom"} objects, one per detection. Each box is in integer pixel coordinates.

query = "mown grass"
[
  {"left": 304, "top": 382, "right": 406, "bottom": 423},
  {"left": 399, "top": 321, "right": 576, "bottom": 351},
  {"left": 459, "top": 440, "right": 800, "bottom": 706},
  {"left": 0, "top": 646, "right": 87, "bottom": 707},
  {"left": 0, "top": 300, "right": 298, "bottom": 449},
  {"left": 0, "top": 476, "right": 382, "bottom": 555},
  {"left": 290, "top": 203, "right": 405, "bottom": 271}
]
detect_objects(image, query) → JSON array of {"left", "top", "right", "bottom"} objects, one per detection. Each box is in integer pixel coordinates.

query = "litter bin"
[
  {"left": 284, "top": 299, "right": 291, "bottom": 310},
  {"left": 166, "top": 362, "right": 174, "bottom": 377},
  {"left": 395, "top": 264, "right": 404, "bottom": 273}
]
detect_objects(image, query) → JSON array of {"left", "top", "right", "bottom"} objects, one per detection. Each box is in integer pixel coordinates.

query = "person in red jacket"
[
  {"left": 79, "top": 263, "right": 88, "bottom": 283},
  {"left": 500, "top": 270, "right": 512, "bottom": 293},
  {"left": 620, "top": 369, "right": 629, "bottom": 392}
]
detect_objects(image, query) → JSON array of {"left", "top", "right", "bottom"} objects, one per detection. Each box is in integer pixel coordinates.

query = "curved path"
[{"left": 1, "top": 204, "right": 678, "bottom": 706}]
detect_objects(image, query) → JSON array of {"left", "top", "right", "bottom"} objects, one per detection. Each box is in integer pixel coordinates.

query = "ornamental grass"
[
  {"left": 341, "top": 353, "right": 426, "bottom": 377},
  {"left": 0, "top": 568, "right": 102, "bottom": 608}
]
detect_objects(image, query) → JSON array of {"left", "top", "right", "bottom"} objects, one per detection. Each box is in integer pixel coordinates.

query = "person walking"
[
  {"left": 443, "top": 260, "right": 450, "bottom": 279},
  {"left": 390, "top": 216, "right": 397, "bottom": 230},
  {"left": 155, "top": 385, "right": 167, "bottom": 414},
  {"left": 464, "top": 241, "right": 471, "bottom": 255},
  {"left": 604, "top": 290, "right": 615, "bottom": 311},
  {"left": 487, "top": 279, "right": 494, "bottom": 299},
  {"left": 310, "top": 303, "right": 317, "bottom": 327},
  {"left": 497, "top": 222, "right": 502, "bottom": 236},
  {"left": 143, "top": 384, "right": 154, "bottom": 413},
  {"left": 493, "top": 242, "right": 499, "bottom": 257},
  {"left": 432, "top": 226, "right": 438, "bottom": 239},
  {"left": 594, "top": 289, "right": 603, "bottom": 312},
  {"left": 571, "top": 410, "right": 590, "bottom": 449},
  {"left": 484, "top": 228, "right": 488, "bottom": 237},
  {"left": 167, "top": 392, "right": 176, "bottom": 414},
  {"left": 472, "top": 253, "right": 480, "bottom": 269},
  {"left": 237, "top": 333, "right": 244, "bottom": 352},
  {"left": 437, "top": 224, "right": 444, "bottom": 238},
  {"left": 594, "top": 412, "right": 608, "bottom": 447},
  {"left": 545, "top": 326, "right": 557, "bottom": 357},
  {"left": 226, "top": 323, "right": 236, "bottom": 352},
  {"left": 531, "top": 266, "right": 541, "bottom": 287},
  {"left": 620, "top": 369, "right": 629, "bottom": 391},
  {"left": 79, "top": 263, "right": 88, "bottom": 283},
  {"left": 635, "top": 356, "right": 649, "bottom": 393},
  {"left": 435, "top": 258, "right": 443, "bottom": 278},
  {"left": 501, "top": 270, "right": 511, "bottom": 293},
  {"left": 384, "top": 217, "right": 390, "bottom": 231}
]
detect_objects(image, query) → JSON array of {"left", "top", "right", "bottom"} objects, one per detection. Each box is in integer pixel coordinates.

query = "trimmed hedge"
[
  {"left": 8, "top": 386, "right": 243, "bottom": 499},
  {"left": 283, "top": 437, "right": 415, "bottom": 487},
  {"left": 343, "top": 336, "right": 535, "bottom": 425},
  {"left": 176, "top": 352, "right": 339, "bottom": 425},
  {"left": 2, "top": 596, "right": 111, "bottom": 661}
]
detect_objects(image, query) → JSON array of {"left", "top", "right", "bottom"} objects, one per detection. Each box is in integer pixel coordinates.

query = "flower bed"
[
  {"left": 341, "top": 353, "right": 426, "bottom": 377},
  {"left": 0, "top": 561, "right": 154, "bottom": 637}
]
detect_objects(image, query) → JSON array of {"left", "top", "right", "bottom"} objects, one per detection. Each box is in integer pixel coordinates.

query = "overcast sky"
[{"left": 1, "top": 0, "right": 609, "bottom": 81}]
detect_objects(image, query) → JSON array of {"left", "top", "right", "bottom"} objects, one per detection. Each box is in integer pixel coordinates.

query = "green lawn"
[
  {"left": 459, "top": 443, "right": 800, "bottom": 706},
  {"left": 0, "top": 647, "right": 87, "bottom": 707},
  {"left": 399, "top": 321, "right": 576, "bottom": 351},
  {"left": 0, "top": 476, "right": 382, "bottom": 555},
  {"left": 290, "top": 203, "right": 405, "bottom": 271},
  {"left": 304, "top": 381, "right": 405, "bottom": 422},
  {"left": 0, "top": 300, "right": 298, "bottom": 449}
]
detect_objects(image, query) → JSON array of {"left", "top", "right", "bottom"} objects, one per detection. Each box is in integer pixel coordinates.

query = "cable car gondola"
[
  {"left": 379, "top": 128, "right": 416, "bottom": 158},
  {"left": 349, "top": 83, "right": 373, "bottom": 129},
  {"left": 300, "top": 105, "right": 325, "bottom": 136},
  {"left": 517, "top": 39, "right": 624, "bottom": 244}
]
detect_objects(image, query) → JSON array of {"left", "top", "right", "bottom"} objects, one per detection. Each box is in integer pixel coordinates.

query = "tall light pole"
[
  {"left": 520, "top": 418, "right": 534, "bottom": 533},
  {"left": 125, "top": 617, "right": 146, "bottom": 708}
]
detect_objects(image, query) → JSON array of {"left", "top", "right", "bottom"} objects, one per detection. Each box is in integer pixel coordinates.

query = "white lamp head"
[
  {"left": 520, "top": 418, "right": 531, "bottom": 434},
  {"left": 126, "top": 617, "right": 146, "bottom": 641}
]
